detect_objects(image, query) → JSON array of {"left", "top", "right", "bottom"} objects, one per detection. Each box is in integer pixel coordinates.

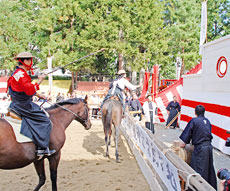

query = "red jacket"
[{"left": 8, "top": 68, "right": 39, "bottom": 96}]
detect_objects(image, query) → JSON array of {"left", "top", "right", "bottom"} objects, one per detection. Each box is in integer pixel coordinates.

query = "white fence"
[{"left": 121, "top": 114, "right": 181, "bottom": 191}]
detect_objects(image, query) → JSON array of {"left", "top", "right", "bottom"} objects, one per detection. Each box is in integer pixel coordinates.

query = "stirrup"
[{"left": 36, "top": 148, "right": 56, "bottom": 157}]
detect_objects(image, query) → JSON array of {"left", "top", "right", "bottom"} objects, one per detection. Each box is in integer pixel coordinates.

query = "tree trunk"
[
  {"left": 71, "top": 72, "right": 77, "bottom": 92},
  {"left": 118, "top": 53, "right": 123, "bottom": 70},
  {"left": 71, "top": 72, "right": 75, "bottom": 93},
  {"left": 75, "top": 72, "right": 78, "bottom": 90}
]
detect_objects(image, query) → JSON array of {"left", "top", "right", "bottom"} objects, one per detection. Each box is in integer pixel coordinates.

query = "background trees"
[{"left": 0, "top": 0, "right": 230, "bottom": 79}]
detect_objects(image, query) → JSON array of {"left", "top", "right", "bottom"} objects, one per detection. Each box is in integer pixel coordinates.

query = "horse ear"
[{"left": 84, "top": 95, "right": 88, "bottom": 103}]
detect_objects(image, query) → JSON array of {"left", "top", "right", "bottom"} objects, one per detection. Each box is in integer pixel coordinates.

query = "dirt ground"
[{"left": 0, "top": 119, "right": 149, "bottom": 191}]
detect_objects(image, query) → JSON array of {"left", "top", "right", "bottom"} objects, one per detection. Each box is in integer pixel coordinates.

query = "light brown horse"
[
  {"left": 101, "top": 99, "right": 122, "bottom": 162},
  {"left": 0, "top": 97, "right": 91, "bottom": 191}
]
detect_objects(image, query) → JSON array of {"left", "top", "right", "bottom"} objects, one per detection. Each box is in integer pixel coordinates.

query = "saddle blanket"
[{"left": 4, "top": 116, "right": 32, "bottom": 143}]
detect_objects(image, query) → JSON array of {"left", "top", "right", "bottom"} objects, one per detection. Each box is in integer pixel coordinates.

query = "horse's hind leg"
[
  {"left": 48, "top": 152, "right": 61, "bottom": 191},
  {"left": 105, "top": 128, "right": 112, "bottom": 158},
  {"left": 115, "top": 126, "right": 120, "bottom": 163},
  {"left": 33, "top": 159, "right": 46, "bottom": 191},
  {"left": 105, "top": 135, "right": 110, "bottom": 158}
]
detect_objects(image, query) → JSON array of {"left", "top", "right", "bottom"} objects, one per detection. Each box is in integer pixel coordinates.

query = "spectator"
[
  {"left": 179, "top": 105, "right": 217, "bottom": 190},
  {"left": 166, "top": 95, "right": 181, "bottom": 128},
  {"left": 125, "top": 91, "right": 132, "bottom": 110},
  {"left": 56, "top": 92, "right": 62, "bottom": 102},
  {"left": 129, "top": 93, "right": 142, "bottom": 121},
  {"left": 142, "top": 95, "right": 157, "bottom": 134},
  {"left": 91, "top": 93, "right": 100, "bottom": 119}
]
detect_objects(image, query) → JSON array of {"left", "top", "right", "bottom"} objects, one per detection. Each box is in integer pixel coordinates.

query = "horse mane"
[{"left": 45, "top": 98, "right": 84, "bottom": 111}]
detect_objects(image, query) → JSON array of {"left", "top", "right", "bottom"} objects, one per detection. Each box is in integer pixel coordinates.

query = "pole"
[
  {"left": 47, "top": 57, "right": 53, "bottom": 93},
  {"left": 45, "top": 48, "right": 105, "bottom": 75}
]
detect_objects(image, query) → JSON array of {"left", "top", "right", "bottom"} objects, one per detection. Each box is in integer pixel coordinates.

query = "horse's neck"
[{"left": 48, "top": 106, "right": 75, "bottom": 130}]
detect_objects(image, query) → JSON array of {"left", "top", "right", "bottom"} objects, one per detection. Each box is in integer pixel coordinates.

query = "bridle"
[{"left": 44, "top": 100, "right": 90, "bottom": 125}]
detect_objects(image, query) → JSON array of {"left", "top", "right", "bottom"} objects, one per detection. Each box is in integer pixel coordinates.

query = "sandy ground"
[{"left": 0, "top": 119, "right": 149, "bottom": 191}]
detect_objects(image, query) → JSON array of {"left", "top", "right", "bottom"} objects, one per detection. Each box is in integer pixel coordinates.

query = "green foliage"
[
  {"left": 207, "top": 0, "right": 230, "bottom": 41},
  {"left": 0, "top": 0, "right": 230, "bottom": 80},
  {"left": 163, "top": 0, "right": 201, "bottom": 77}
]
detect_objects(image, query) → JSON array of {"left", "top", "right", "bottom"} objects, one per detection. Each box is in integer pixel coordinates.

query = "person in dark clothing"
[
  {"left": 7, "top": 52, "right": 56, "bottom": 157},
  {"left": 179, "top": 105, "right": 217, "bottom": 190},
  {"left": 125, "top": 91, "right": 132, "bottom": 110},
  {"left": 166, "top": 95, "right": 181, "bottom": 128},
  {"left": 129, "top": 93, "right": 142, "bottom": 120}
]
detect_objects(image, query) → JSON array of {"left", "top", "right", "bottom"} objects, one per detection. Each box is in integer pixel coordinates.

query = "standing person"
[
  {"left": 129, "top": 93, "right": 142, "bottom": 120},
  {"left": 179, "top": 105, "right": 217, "bottom": 190},
  {"left": 7, "top": 52, "right": 56, "bottom": 157},
  {"left": 125, "top": 91, "right": 132, "bottom": 110},
  {"left": 166, "top": 95, "right": 181, "bottom": 128},
  {"left": 142, "top": 95, "right": 157, "bottom": 134},
  {"left": 100, "top": 69, "right": 140, "bottom": 114},
  {"left": 56, "top": 92, "right": 62, "bottom": 102}
]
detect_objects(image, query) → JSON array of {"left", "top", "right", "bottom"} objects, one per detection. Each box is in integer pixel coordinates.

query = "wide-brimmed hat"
[
  {"left": 15, "top": 52, "right": 34, "bottom": 59},
  {"left": 117, "top": 69, "right": 126, "bottom": 75}
]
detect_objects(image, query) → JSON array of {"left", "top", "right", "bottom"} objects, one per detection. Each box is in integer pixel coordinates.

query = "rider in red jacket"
[{"left": 7, "top": 52, "right": 56, "bottom": 157}]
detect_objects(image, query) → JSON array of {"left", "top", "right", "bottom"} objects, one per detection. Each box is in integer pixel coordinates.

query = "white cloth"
[
  {"left": 117, "top": 78, "right": 138, "bottom": 91},
  {"left": 0, "top": 100, "right": 10, "bottom": 114},
  {"left": 111, "top": 77, "right": 138, "bottom": 94},
  {"left": 142, "top": 101, "right": 157, "bottom": 123}
]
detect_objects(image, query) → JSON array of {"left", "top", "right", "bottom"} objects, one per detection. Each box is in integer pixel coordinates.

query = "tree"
[
  {"left": 0, "top": 0, "right": 35, "bottom": 70},
  {"left": 163, "top": 0, "right": 202, "bottom": 77},
  {"left": 207, "top": 0, "right": 230, "bottom": 41}
]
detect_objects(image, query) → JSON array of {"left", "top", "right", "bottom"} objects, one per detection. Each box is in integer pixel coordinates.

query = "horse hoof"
[
  {"left": 116, "top": 159, "right": 121, "bottom": 163},
  {"left": 105, "top": 153, "right": 110, "bottom": 159}
]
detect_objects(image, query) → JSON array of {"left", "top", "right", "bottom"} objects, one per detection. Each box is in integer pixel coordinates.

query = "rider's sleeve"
[
  {"left": 19, "top": 72, "right": 40, "bottom": 96},
  {"left": 122, "top": 78, "right": 137, "bottom": 90}
]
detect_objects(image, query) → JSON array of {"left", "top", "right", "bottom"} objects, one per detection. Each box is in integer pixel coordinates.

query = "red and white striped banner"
[
  {"left": 180, "top": 97, "right": 230, "bottom": 155},
  {"left": 0, "top": 77, "right": 8, "bottom": 98},
  {"left": 154, "top": 62, "right": 202, "bottom": 123}
]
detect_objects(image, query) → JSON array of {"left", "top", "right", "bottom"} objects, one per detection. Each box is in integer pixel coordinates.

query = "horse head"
[{"left": 74, "top": 95, "right": 92, "bottom": 130}]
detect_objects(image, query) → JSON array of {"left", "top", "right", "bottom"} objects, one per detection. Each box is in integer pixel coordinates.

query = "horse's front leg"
[
  {"left": 48, "top": 152, "right": 61, "bottom": 191},
  {"left": 33, "top": 159, "right": 46, "bottom": 191}
]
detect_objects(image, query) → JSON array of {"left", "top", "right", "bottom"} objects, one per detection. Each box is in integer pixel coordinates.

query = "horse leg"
[
  {"left": 33, "top": 159, "right": 46, "bottom": 191},
  {"left": 48, "top": 152, "right": 61, "bottom": 191},
  {"left": 105, "top": 127, "right": 112, "bottom": 158},
  {"left": 105, "top": 135, "right": 110, "bottom": 158},
  {"left": 108, "top": 129, "right": 112, "bottom": 145},
  {"left": 115, "top": 126, "right": 120, "bottom": 163}
]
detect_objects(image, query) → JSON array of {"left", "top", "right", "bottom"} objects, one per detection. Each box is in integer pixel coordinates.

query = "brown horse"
[
  {"left": 0, "top": 97, "right": 91, "bottom": 191},
  {"left": 101, "top": 99, "right": 122, "bottom": 162}
]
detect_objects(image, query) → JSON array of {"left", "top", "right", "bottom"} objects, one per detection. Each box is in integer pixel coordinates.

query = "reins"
[{"left": 43, "top": 100, "right": 89, "bottom": 124}]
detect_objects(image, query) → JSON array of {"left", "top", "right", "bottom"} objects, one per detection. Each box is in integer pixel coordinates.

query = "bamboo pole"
[{"left": 166, "top": 111, "right": 180, "bottom": 128}]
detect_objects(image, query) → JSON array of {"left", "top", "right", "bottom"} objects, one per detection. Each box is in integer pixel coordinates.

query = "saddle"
[
  {"left": 109, "top": 96, "right": 119, "bottom": 101},
  {"left": 4, "top": 114, "right": 32, "bottom": 143},
  {"left": 6, "top": 109, "right": 22, "bottom": 121}
]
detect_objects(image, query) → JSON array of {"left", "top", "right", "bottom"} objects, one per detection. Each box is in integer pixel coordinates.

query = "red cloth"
[
  {"left": 7, "top": 68, "right": 39, "bottom": 96},
  {"left": 139, "top": 72, "right": 150, "bottom": 105}
]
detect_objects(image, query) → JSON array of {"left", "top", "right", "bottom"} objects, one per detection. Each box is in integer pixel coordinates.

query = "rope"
[
  {"left": 44, "top": 100, "right": 89, "bottom": 123},
  {"left": 162, "top": 148, "right": 172, "bottom": 155},
  {"left": 185, "top": 173, "right": 201, "bottom": 190},
  {"left": 177, "top": 169, "right": 201, "bottom": 190}
]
